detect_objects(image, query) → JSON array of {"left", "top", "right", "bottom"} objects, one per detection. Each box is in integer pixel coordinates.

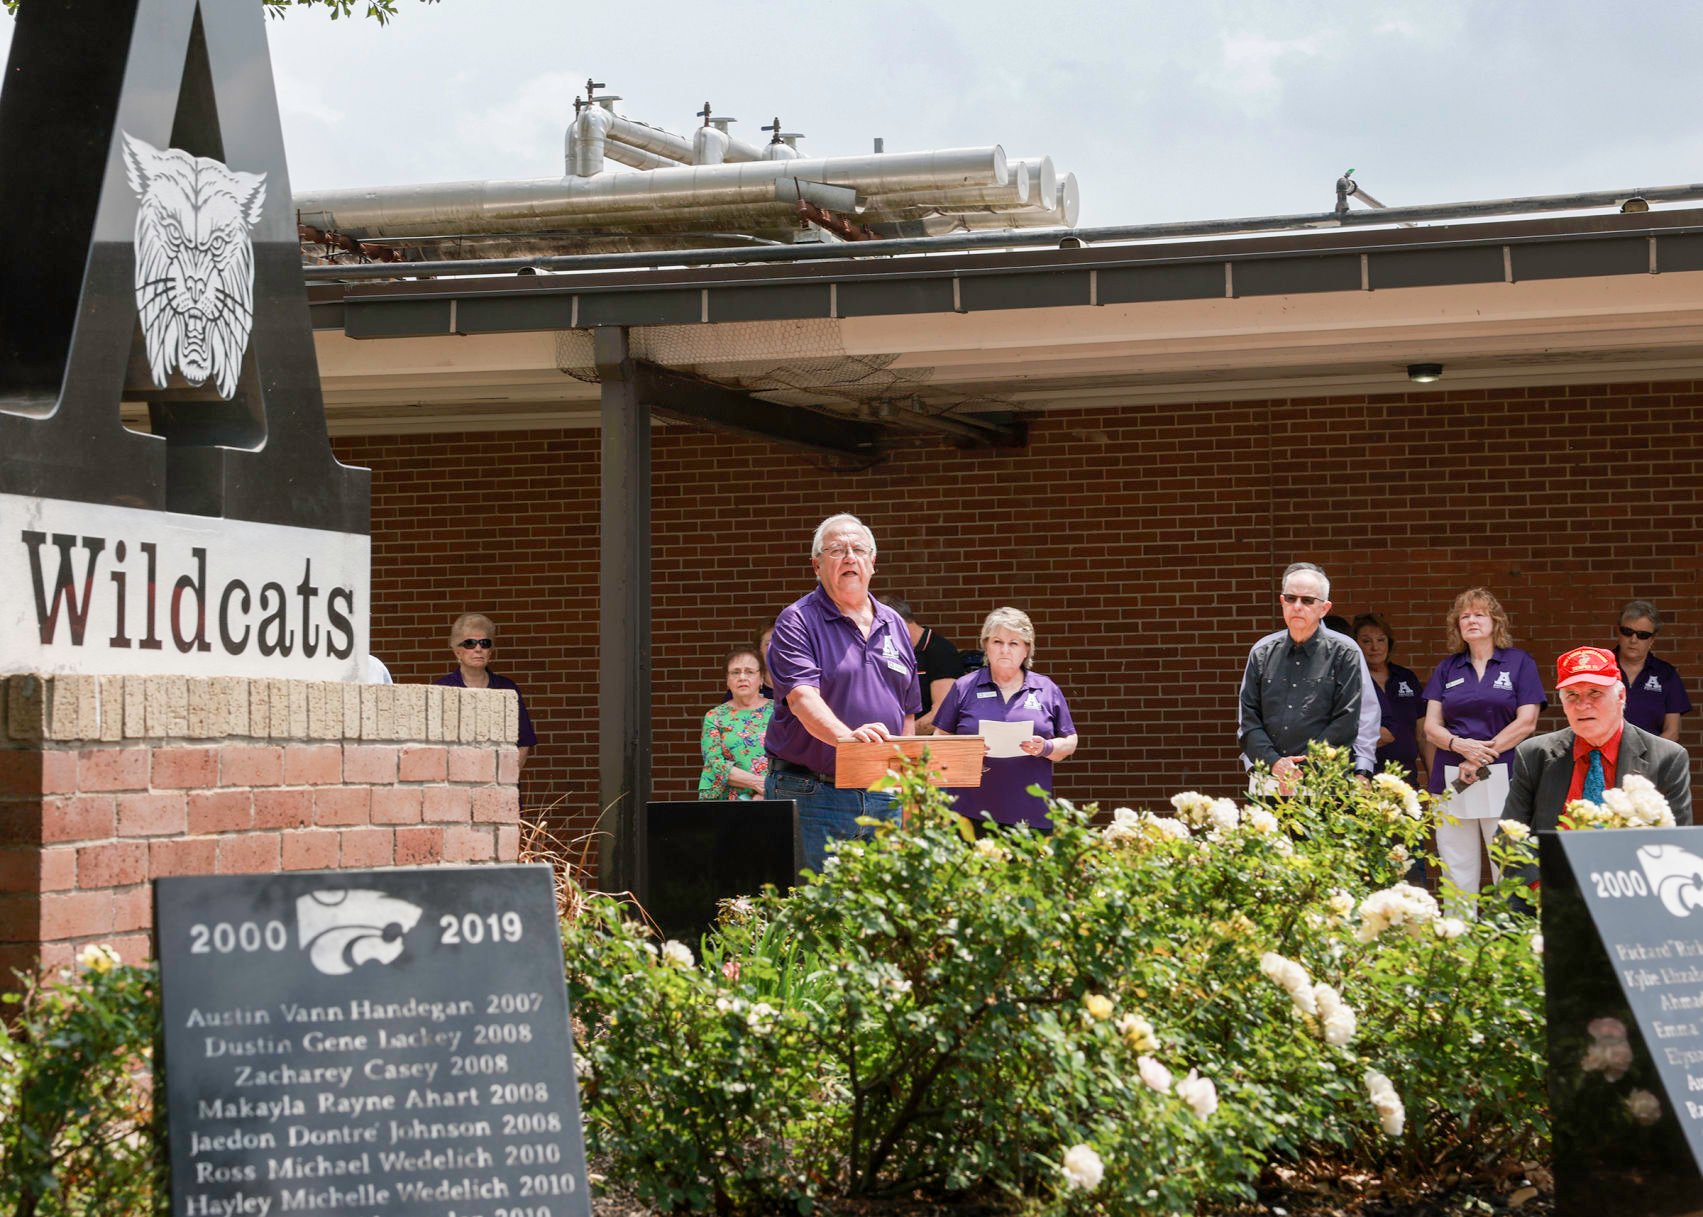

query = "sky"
[{"left": 2, "top": 1, "right": 1701, "bottom": 228}]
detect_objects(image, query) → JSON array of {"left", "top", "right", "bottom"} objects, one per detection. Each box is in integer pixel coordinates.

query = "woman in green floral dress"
[{"left": 698, "top": 646, "right": 773, "bottom": 800}]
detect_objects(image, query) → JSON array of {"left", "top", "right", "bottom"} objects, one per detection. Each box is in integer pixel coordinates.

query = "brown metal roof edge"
[{"left": 305, "top": 206, "right": 1703, "bottom": 305}]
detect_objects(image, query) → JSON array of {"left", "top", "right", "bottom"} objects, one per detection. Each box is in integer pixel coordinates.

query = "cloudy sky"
[{"left": 2, "top": 1, "right": 1700, "bottom": 227}]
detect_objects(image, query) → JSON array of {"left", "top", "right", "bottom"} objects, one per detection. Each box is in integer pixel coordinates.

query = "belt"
[{"left": 770, "top": 756, "right": 834, "bottom": 784}]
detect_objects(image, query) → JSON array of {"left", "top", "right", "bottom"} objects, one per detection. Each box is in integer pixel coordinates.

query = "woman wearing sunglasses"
[
  {"left": 1614, "top": 599, "right": 1692, "bottom": 742},
  {"left": 437, "top": 612, "right": 538, "bottom": 769}
]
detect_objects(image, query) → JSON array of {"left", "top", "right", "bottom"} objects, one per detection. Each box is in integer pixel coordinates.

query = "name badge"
[
  {"left": 885, "top": 660, "right": 909, "bottom": 675},
  {"left": 976, "top": 690, "right": 998, "bottom": 699},
  {"left": 1445, "top": 677, "right": 1465, "bottom": 689}
]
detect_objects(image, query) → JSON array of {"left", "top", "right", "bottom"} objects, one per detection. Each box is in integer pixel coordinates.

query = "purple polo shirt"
[
  {"left": 933, "top": 667, "right": 1077, "bottom": 828},
  {"left": 1420, "top": 647, "right": 1546, "bottom": 794},
  {"left": 764, "top": 585, "right": 921, "bottom": 778},
  {"left": 1616, "top": 651, "right": 1693, "bottom": 736},
  {"left": 1373, "top": 662, "right": 1427, "bottom": 780}
]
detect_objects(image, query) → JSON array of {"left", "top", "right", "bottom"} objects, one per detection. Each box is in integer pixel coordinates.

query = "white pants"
[{"left": 1436, "top": 817, "right": 1500, "bottom": 914}]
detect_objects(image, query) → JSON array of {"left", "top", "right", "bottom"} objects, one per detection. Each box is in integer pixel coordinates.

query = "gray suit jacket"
[{"left": 1501, "top": 722, "right": 1693, "bottom": 831}]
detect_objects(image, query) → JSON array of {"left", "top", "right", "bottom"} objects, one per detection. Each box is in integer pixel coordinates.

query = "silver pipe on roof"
[
  {"left": 566, "top": 105, "right": 613, "bottom": 178},
  {"left": 869, "top": 170, "right": 1031, "bottom": 210},
  {"left": 955, "top": 172, "right": 1080, "bottom": 229},
  {"left": 294, "top": 146, "right": 1006, "bottom": 238},
  {"left": 1013, "top": 158, "right": 1058, "bottom": 211},
  {"left": 692, "top": 123, "right": 729, "bottom": 166},
  {"left": 604, "top": 114, "right": 694, "bottom": 165},
  {"left": 604, "top": 143, "right": 680, "bottom": 171}
]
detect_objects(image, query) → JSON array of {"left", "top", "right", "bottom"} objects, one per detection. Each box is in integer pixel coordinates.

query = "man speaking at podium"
[
  {"left": 1502, "top": 646, "right": 1692, "bottom": 833},
  {"left": 764, "top": 514, "right": 921, "bottom": 872}
]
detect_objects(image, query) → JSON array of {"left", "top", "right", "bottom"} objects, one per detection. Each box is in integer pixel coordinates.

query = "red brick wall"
[
  {"left": 0, "top": 677, "right": 521, "bottom": 977},
  {"left": 335, "top": 379, "right": 1703, "bottom": 851}
]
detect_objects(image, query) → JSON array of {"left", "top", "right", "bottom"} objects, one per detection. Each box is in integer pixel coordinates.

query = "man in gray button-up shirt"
[{"left": 1238, "top": 562, "right": 1366, "bottom": 792}]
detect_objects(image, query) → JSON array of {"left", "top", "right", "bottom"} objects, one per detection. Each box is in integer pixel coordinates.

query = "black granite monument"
[
  {"left": 157, "top": 865, "right": 589, "bottom": 1217},
  {"left": 0, "top": 0, "right": 371, "bottom": 680},
  {"left": 1542, "top": 828, "right": 1703, "bottom": 1216}
]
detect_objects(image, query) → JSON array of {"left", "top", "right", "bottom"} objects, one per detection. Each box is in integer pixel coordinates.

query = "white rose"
[
  {"left": 1433, "top": 918, "right": 1468, "bottom": 940},
  {"left": 660, "top": 940, "right": 695, "bottom": 969},
  {"left": 1497, "top": 819, "right": 1531, "bottom": 842},
  {"left": 1061, "top": 1144, "right": 1104, "bottom": 1191},
  {"left": 1175, "top": 1069, "right": 1218, "bottom": 1119},
  {"left": 1626, "top": 1088, "right": 1663, "bottom": 1126},
  {"left": 1363, "top": 1069, "right": 1405, "bottom": 1137},
  {"left": 1136, "top": 1054, "right": 1172, "bottom": 1094}
]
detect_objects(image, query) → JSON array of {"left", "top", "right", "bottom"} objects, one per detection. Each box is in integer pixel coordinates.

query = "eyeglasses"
[
  {"left": 1279, "top": 593, "right": 1321, "bottom": 607},
  {"left": 1618, "top": 625, "right": 1657, "bottom": 641},
  {"left": 821, "top": 544, "right": 874, "bottom": 560},
  {"left": 456, "top": 638, "right": 495, "bottom": 650},
  {"left": 727, "top": 666, "right": 760, "bottom": 677}
]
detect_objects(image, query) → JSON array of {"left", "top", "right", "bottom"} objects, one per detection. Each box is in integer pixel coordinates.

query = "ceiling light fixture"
[{"left": 1407, "top": 363, "right": 1443, "bottom": 384}]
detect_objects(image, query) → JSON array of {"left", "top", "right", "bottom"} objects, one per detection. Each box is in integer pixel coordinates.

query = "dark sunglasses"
[
  {"left": 1279, "top": 593, "right": 1321, "bottom": 607},
  {"left": 1618, "top": 625, "right": 1657, "bottom": 641},
  {"left": 456, "top": 638, "right": 495, "bottom": 650}
]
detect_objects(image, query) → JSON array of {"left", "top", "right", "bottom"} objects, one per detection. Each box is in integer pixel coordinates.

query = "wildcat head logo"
[
  {"left": 296, "top": 889, "right": 423, "bottom": 976},
  {"left": 1636, "top": 845, "right": 1703, "bottom": 919},
  {"left": 121, "top": 132, "right": 266, "bottom": 400}
]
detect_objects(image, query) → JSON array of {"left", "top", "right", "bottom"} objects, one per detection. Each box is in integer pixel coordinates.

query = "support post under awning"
[{"left": 594, "top": 326, "right": 650, "bottom": 898}]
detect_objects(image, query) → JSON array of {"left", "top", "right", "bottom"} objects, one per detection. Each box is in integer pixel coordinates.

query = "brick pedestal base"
[{"left": 0, "top": 674, "right": 522, "bottom": 979}]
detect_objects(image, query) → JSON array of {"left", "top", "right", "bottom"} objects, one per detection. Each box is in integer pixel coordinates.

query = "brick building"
[{"left": 310, "top": 207, "right": 1703, "bottom": 871}]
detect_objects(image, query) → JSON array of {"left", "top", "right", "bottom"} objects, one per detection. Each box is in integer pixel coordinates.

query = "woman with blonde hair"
[
  {"left": 1421, "top": 589, "right": 1545, "bottom": 904},
  {"left": 931, "top": 607, "right": 1078, "bottom": 832}
]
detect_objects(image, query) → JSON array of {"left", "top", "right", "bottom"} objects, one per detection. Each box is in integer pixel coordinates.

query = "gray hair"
[
  {"left": 1282, "top": 562, "right": 1331, "bottom": 601},
  {"left": 811, "top": 513, "right": 877, "bottom": 560},
  {"left": 980, "top": 606, "right": 1036, "bottom": 668},
  {"left": 448, "top": 612, "right": 496, "bottom": 647},
  {"left": 885, "top": 595, "right": 916, "bottom": 622},
  {"left": 1620, "top": 599, "right": 1663, "bottom": 631}
]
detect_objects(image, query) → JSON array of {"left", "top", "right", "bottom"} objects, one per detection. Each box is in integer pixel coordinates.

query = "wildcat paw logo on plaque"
[{"left": 0, "top": 0, "right": 371, "bottom": 680}]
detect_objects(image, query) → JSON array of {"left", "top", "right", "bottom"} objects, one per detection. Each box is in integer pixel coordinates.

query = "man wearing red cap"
[{"left": 1502, "top": 646, "right": 1692, "bottom": 832}]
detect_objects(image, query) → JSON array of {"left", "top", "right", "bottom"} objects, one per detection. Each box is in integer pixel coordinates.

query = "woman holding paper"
[
  {"left": 931, "top": 607, "right": 1078, "bottom": 832},
  {"left": 1421, "top": 588, "right": 1546, "bottom": 905}
]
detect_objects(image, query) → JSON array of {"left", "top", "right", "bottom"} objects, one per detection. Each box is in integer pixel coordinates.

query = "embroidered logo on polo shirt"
[
  {"left": 1493, "top": 671, "right": 1513, "bottom": 691},
  {"left": 880, "top": 635, "right": 899, "bottom": 660},
  {"left": 1023, "top": 692, "right": 1042, "bottom": 710},
  {"left": 1646, "top": 675, "right": 1664, "bottom": 692},
  {"left": 1397, "top": 681, "right": 1415, "bottom": 697}
]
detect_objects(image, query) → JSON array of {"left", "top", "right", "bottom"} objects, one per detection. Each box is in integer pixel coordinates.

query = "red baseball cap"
[{"left": 1556, "top": 646, "right": 1622, "bottom": 689}]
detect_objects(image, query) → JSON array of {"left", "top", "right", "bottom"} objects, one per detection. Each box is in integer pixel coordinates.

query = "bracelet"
[
  {"left": 1041, "top": 739, "right": 1056, "bottom": 758},
  {"left": 1448, "top": 735, "right": 1456, "bottom": 751}
]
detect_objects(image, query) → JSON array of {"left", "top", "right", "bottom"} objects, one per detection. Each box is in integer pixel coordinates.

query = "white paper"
[
  {"left": 1443, "top": 762, "right": 1511, "bottom": 820},
  {"left": 979, "top": 719, "right": 1033, "bottom": 759}
]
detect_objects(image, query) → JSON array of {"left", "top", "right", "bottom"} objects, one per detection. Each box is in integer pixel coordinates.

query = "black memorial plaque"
[
  {"left": 156, "top": 865, "right": 588, "bottom": 1217},
  {"left": 1542, "top": 829, "right": 1703, "bottom": 1217},
  {"left": 641, "top": 800, "right": 799, "bottom": 943}
]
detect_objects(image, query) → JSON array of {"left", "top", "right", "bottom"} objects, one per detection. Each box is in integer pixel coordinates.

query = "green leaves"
[{"left": 0, "top": 960, "right": 165, "bottom": 1217}]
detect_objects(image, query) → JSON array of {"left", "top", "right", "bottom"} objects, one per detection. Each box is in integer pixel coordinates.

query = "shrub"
[
  {"left": 0, "top": 949, "right": 164, "bottom": 1217},
  {"left": 568, "top": 746, "right": 1549, "bottom": 1214}
]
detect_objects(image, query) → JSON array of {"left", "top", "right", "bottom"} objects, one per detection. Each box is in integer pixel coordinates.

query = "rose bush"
[{"left": 569, "top": 745, "right": 1550, "bottom": 1213}]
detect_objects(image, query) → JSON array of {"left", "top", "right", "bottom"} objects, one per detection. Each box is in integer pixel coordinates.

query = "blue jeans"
[{"left": 765, "top": 768, "right": 900, "bottom": 874}]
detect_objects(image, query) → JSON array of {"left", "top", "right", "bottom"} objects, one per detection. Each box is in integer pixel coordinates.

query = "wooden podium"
[{"left": 834, "top": 735, "right": 986, "bottom": 789}]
